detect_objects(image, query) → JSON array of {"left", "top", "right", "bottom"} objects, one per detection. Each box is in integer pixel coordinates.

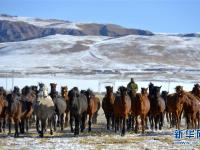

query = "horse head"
[
  {"left": 50, "top": 83, "right": 57, "bottom": 91},
  {"left": 38, "top": 84, "right": 48, "bottom": 98},
  {"left": 118, "top": 86, "right": 127, "bottom": 96},
  {"left": 141, "top": 87, "right": 148, "bottom": 95},
  {"left": 161, "top": 91, "right": 169, "bottom": 102},
  {"left": 154, "top": 86, "right": 162, "bottom": 98},
  {"left": 192, "top": 84, "right": 200, "bottom": 98},
  {"left": 175, "top": 86, "right": 184, "bottom": 97},
  {"left": 61, "top": 86, "right": 68, "bottom": 98},
  {"left": 149, "top": 82, "right": 154, "bottom": 94},
  {"left": 13, "top": 86, "right": 20, "bottom": 96},
  {"left": 0, "top": 87, "right": 6, "bottom": 97}
]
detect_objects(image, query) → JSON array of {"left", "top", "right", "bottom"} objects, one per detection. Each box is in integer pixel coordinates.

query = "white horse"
[{"left": 34, "top": 83, "right": 55, "bottom": 137}]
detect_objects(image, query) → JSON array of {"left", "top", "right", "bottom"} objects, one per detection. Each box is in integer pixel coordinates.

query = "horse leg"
[
  {"left": 70, "top": 114, "right": 74, "bottom": 133},
  {"left": 14, "top": 120, "right": 19, "bottom": 138},
  {"left": 127, "top": 115, "right": 131, "bottom": 131},
  {"left": 20, "top": 120, "right": 25, "bottom": 134},
  {"left": 60, "top": 113, "right": 64, "bottom": 131},
  {"left": 132, "top": 115, "right": 135, "bottom": 131},
  {"left": 0, "top": 120, "right": 2, "bottom": 133},
  {"left": 145, "top": 117, "right": 149, "bottom": 129},
  {"left": 105, "top": 113, "right": 110, "bottom": 130},
  {"left": 40, "top": 120, "right": 46, "bottom": 138},
  {"left": 121, "top": 117, "right": 126, "bottom": 136},
  {"left": 149, "top": 115, "right": 153, "bottom": 130},
  {"left": 88, "top": 113, "right": 92, "bottom": 132},
  {"left": 53, "top": 114, "right": 57, "bottom": 131},
  {"left": 8, "top": 118, "right": 12, "bottom": 135},
  {"left": 74, "top": 116, "right": 80, "bottom": 136},
  {"left": 159, "top": 113, "right": 164, "bottom": 130},
  {"left": 64, "top": 110, "right": 69, "bottom": 127},
  {"left": 49, "top": 117, "right": 53, "bottom": 135},
  {"left": 92, "top": 111, "right": 97, "bottom": 124},
  {"left": 141, "top": 114, "right": 145, "bottom": 134},
  {"left": 57, "top": 114, "right": 60, "bottom": 127},
  {"left": 81, "top": 112, "right": 86, "bottom": 132},
  {"left": 26, "top": 118, "right": 29, "bottom": 133},
  {"left": 36, "top": 118, "right": 40, "bottom": 133},
  {"left": 112, "top": 113, "right": 115, "bottom": 130},
  {"left": 135, "top": 116, "right": 139, "bottom": 133},
  {"left": 3, "top": 118, "right": 6, "bottom": 132},
  {"left": 154, "top": 116, "right": 158, "bottom": 131},
  {"left": 115, "top": 116, "right": 118, "bottom": 133}
]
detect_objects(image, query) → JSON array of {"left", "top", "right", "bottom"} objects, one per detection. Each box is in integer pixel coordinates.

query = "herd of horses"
[{"left": 0, "top": 82, "right": 200, "bottom": 137}]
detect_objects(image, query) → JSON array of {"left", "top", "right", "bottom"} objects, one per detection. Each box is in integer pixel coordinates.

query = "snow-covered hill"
[{"left": 0, "top": 33, "right": 200, "bottom": 82}]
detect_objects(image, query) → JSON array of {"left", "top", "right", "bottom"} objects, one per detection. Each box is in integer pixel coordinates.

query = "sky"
[{"left": 0, "top": 0, "right": 199, "bottom": 33}]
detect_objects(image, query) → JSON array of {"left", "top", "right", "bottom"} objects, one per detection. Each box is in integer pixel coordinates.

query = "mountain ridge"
[{"left": 0, "top": 14, "right": 153, "bottom": 42}]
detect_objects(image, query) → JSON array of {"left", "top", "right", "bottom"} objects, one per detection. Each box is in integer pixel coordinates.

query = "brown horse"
[
  {"left": 148, "top": 83, "right": 165, "bottom": 130},
  {"left": 166, "top": 86, "right": 187, "bottom": 129},
  {"left": 182, "top": 89, "right": 200, "bottom": 129},
  {"left": 7, "top": 86, "right": 34, "bottom": 137},
  {"left": 20, "top": 86, "right": 36, "bottom": 133},
  {"left": 81, "top": 89, "right": 100, "bottom": 132},
  {"left": 61, "top": 86, "right": 70, "bottom": 127},
  {"left": 0, "top": 87, "right": 7, "bottom": 132},
  {"left": 102, "top": 86, "right": 115, "bottom": 130},
  {"left": 133, "top": 88, "right": 150, "bottom": 133},
  {"left": 113, "top": 86, "right": 131, "bottom": 136},
  {"left": 191, "top": 84, "right": 200, "bottom": 128}
]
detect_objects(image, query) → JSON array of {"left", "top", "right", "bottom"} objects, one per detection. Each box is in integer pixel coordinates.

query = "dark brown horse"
[
  {"left": 102, "top": 86, "right": 115, "bottom": 130},
  {"left": 133, "top": 88, "right": 150, "bottom": 133},
  {"left": 148, "top": 83, "right": 165, "bottom": 130},
  {"left": 61, "top": 86, "right": 70, "bottom": 127},
  {"left": 81, "top": 89, "right": 100, "bottom": 132},
  {"left": 0, "top": 87, "right": 7, "bottom": 132},
  {"left": 7, "top": 86, "right": 34, "bottom": 137},
  {"left": 113, "top": 86, "right": 131, "bottom": 136},
  {"left": 20, "top": 86, "right": 36, "bottom": 133},
  {"left": 68, "top": 87, "right": 88, "bottom": 136}
]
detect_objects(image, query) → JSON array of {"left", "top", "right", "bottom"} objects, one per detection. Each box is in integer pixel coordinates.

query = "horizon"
[{"left": 0, "top": 0, "right": 200, "bottom": 33}]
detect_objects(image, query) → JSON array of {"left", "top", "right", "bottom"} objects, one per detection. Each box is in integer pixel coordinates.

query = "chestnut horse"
[
  {"left": 0, "top": 87, "right": 7, "bottom": 132},
  {"left": 6, "top": 86, "right": 34, "bottom": 137},
  {"left": 133, "top": 88, "right": 150, "bottom": 133},
  {"left": 148, "top": 83, "right": 165, "bottom": 130},
  {"left": 81, "top": 89, "right": 100, "bottom": 132},
  {"left": 113, "top": 86, "right": 131, "bottom": 136},
  {"left": 102, "top": 86, "right": 115, "bottom": 130}
]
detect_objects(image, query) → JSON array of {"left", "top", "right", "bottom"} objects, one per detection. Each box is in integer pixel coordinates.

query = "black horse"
[
  {"left": 148, "top": 83, "right": 166, "bottom": 130},
  {"left": 68, "top": 87, "right": 88, "bottom": 136}
]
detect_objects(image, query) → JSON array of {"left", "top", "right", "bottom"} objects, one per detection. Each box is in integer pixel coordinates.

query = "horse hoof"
[
  {"left": 39, "top": 133, "right": 44, "bottom": 138},
  {"left": 50, "top": 130, "right": 53, "bottom": 135},
  {"left": 121, "top": 133, "right": 125, "bottom": 136}
]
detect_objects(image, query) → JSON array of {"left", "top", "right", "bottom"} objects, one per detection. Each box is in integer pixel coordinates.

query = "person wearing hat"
[{"left": 127, "top": 78, "right": 138, "bottom": 95}]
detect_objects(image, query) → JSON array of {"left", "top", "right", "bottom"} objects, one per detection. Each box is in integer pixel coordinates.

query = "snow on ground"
[
  {"left": 0, "top": 99, "right": 199, "bottom": 150},
  {"left": 0, "top": 34, "right": 200, "bottom": 82}
]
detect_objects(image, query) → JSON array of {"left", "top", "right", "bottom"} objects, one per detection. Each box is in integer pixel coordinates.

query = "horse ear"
[{"left": 159, "top": 86, "right": 162, "bottom": 89}]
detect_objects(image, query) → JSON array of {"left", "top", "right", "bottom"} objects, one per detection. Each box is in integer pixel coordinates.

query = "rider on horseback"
[{"left": 127, "top": 78, "right": 138, "bottom": 95}]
